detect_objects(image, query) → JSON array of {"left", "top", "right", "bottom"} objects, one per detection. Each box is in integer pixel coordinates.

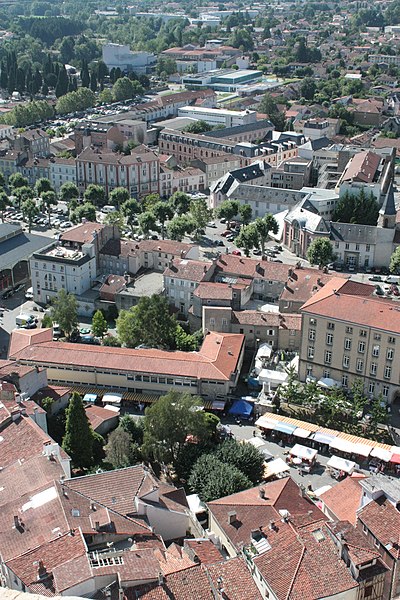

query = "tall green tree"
[
  {"left": 121, "top": 198, "right": 141, "bottom": 232},
  {"left": 216, "top": 200, "right": 239, "bottom": 224},
  {"left": 152, "top": 201, "right": 174, "bottom": 239},
  {"left": 50, "top": 289, "right": 78, "bottom": 338},
  {"left": 104, "top": 427, "right": 137, "bottom": 469},
  {"left": 138, "top": 211, "right": 157, "bottom": 238},
  {"left": 35, "top": 177, "right": 52, "bottom": 197},
  {"left": 59, "top": 182, "right": 79, "bottom": 203},
  {"left": 332, "top": 189, "right": 379, "bottom": 225},
  {"left": 167, "top": 215, "right": 195, "bottom": 241},
  {"left": 109, "top": 187, "right": 130, "bottom": 208},
  {"left": 235, "top": 223, "right": 259, "bottom": 257},
  {"left": 62, "top": 392, "right": 94, "bottom": 469},
  {"left": 80, "top": 60, "right": 90, "bottom": 88},
  {"left": 0, "top": 190, "right": 8, "bottom": 222},
  {"left": 92, "top": 309, "right": 108, "bottom": 339},
  {"left": 189, "top": 198, "right": 212, "bottom": 239},
  {"left": 22, "top": 198, "right": 39, "bottom": 232},
  {"left": 55, "top": 65, "right": 69, "bottom": 98},
  {"left": 254, "top": 214, "right": 278, "bottom": 255},
  {"left": 170, "top": 191, "right": 191, "bottom": 215},
  {"left": 40, "top": 190, "right": 58, "bottom": 226},
  {"left": 390, "top": 246, "right": 400, "bottom": 274},
  {"left": 239, "top": 203, "right": 252, "bottom": 224},
  {"left": 70, "top": 202, "right": 96, "bottom": 224},
  {"left": 84, "top": 184, "right": 105, "bottom": 207},
  {"left": 14, "top": 186, "right": 34, "bottom": 208},
  {"left": 214, "top": 438, "right": 265, "bottom": 485},
  {"left": 307, "top": 237, "right": 334, "bottom": 267},
  {"left": 9, "top": 173, "right": 28, "bottom": 191},
  {"left": 142, "top": 391, "right": 206, "bottom": 463},
  {"left": 189, "top": 454, "right": 252, "bottom": 502},
  {"left": 116, "top": 294, "right": 177, "bottom": 349}
]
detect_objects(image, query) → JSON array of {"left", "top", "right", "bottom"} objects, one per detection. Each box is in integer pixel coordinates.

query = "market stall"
[
  {"left": 263, "top": 457, "right": 290, "bottom": 480},
  {"left": 228, "top": 399, "right": 254, "bottom": 420},
  {"left": 327, "top": 455, "right": 358, "bottom": 479},
  {"left": 288, "top": 444, "right": 318, "bottom": 472}
]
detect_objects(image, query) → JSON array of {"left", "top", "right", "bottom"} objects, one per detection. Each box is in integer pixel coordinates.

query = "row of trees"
[
  {"left": 279, "top": 368, "right": 388, "bottom": 441},
  {"left": 59, "top": 389, "right": 264, "bottom": 505}
]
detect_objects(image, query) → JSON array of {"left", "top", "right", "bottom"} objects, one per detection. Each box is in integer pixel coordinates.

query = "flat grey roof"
[
  {"left": 122, "top": 271, "right": 164, "bottom": 297},
  {"left": 0, "top": 231, "right": 52, "bottom": 271}
]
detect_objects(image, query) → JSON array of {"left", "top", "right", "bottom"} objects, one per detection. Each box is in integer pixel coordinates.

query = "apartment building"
[
  {"left": 299, "top": 278, "right": 400, "bottom": 403},
  {"left": 164, "top": 258, "right": 213, "bottom": 315},
  {"left": 102, "top": 43, "right": 156, "bottom": 73},
  {"left": 31, "top": 243, "right": 97, "bottom": 305},
  {"left": 336, "top": 149, "right": 393, "bottom": 201},
  {"left": 76, "top": 144, "right": 159, "bottom": 197},
  {"left": 49, "top": 156, "right": 77, "bottom": 191},
  {"left": 12, "top": 128, "right": 50, "bottom": 157},
  {"left": 9, "top": 328, "right": 245, "bottom": 400},
  {"left": 190, "top": 154, "right": 241, "bottom": 187}
]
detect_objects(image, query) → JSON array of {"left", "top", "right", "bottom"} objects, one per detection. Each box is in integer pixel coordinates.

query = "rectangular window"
[
  {"left": 345, "top": 326, "right": 353, "bottom": 334},
  {"left": 310, "top": 318, "right": 316, "bottom": 325},
  {"left": 344, "top": 338, "right": 351, "bottom": 350},
  {"left": 384, "top": 365, "right": 391, "bottom": 379},
  {"left": 326, "top": 333, "right": 333, "bottom": 345},
  {"left": 355, "top": 244, "right": 359, "bottom": 251},
  {"left": 360, "top": 329, "right": 367, "bottom": 337},
  {"left": 309, "top": 329, "right": 316, "bottom": 341},
  {"left": 383, "top": 385, "right": 389, "bottom": 397},
  {"left": 372, "top": 345, "right": 380, "bottom": 357},
  {"left": 356, "top": 359, "right": 364, "bottom": 372},
  {"left": 308, "top": 346, "right": 314, "bottom": 359},
  {"left": 342, "top": 374, "right": 348, "bottom": 387},
  {"left": 388, "top": 336, "right": 396, "bottom": 344},
  {"left": 324, "top": 350, "right": 332, "bottom": 364},
  {"left": 374, "top": 333, "right": 381, "bottom": 341},
  {"left": 366, "top": 244, "right": 370, "bottom": 252},
  {"left": 345, "top": 243, "right": 349, "bottom": 250},
  {"left": 327, "top": 322, "right": 335, "bottom": 330},
  {"left": 323, "top": 370, "right": 330, "bottom": 379},
  {"left": 369, "top": 382, "right": 375, "bottom": 395},
  {"left": 343, "top": 355, "right": 350, "bottom": 368},
  {"left": 370, "top": 363, "right": 377, "bottom": 376},
  {"left": 387, "top": 348, "right": 394, "bottom": 361},
  {"left": 358, "top": 341, "right": 365, "bottom": 353}
]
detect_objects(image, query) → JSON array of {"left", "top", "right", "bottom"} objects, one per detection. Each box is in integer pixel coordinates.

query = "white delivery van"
[
  {"left": 16, "top": 314, "right": 35, "bottom": 327},
  {"left": 385, "top": 275, "right": 400, "bottom": 284},
  {"left": 102, "top": 205, "right": 117, "bottom": 214}
]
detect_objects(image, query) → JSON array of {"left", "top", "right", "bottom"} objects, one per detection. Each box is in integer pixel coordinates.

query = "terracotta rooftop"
[
  {"left": 85, "top": 404, "right": 119, "bottom": 431},
  {"left": 206, "top": 557, "right": 262, "bottom": 599},
  {"left": 358, "top": 496, "right": 400, "bottom": 559},
  {"left": 300, "top": 277, "right": 400, "bottom": 333},
  {"left": 60, "top": 222, "right": 105, "bottom": 244},
  {"left": 279, "top": 269, "right": 345, "bottom": 304},
  {"left": 215, "top": 254, "right": 290, "bottom": 282},
  {"left": 6, "top": 529, "right": 89, "bottom": 593},
  {"left": 341, "top": 150, "right": 381, "bottom": 184},
  {"left": 10, "top": 331, "right": 244, "bottom": 382},
  {"left": 164, "top": 258, "right": 211, "bottom": 282},
  {"left": 183, "top": 539, "right": 224, "bottom": 565},
  {"left": 328, "top": 521, "right": 383, "bottom": 567},
  {"left": 194, "top": 282, "right": 233, "bottom": 300},
  {"left": 320, "top": 476, "right": 364, "bottom": 525}
]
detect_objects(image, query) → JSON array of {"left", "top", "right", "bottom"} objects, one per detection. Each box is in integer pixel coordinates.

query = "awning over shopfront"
[
  {"left": 312, "top": 432, "right": 336, "bottom": 445},
  {"left": 212, "top": 400, "right": 226, "bottom": 410},
  {"left": 273, "top": 422, "right": 296, "bottom": 435},
  {"left": 255, "top": 416, "right": 276, "bottom": 429},
  {"left": 370, "top": 447, "right": 393, "bottom": 462},
  {"left": 293, "top": 427, "right": 312, "bottom": 439},
  {"left": 263, "top": 457, "right": 290, "bottom": 479},
  {"left": 329, "top": 437, "right": 356, "bottom": 454},
  {"left": 83, "top": 393, "right": 97, "bottom": 404}
]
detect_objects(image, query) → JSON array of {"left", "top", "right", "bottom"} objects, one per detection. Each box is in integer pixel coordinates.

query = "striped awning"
[{"left": 70, "top": 386, "right": 159, "bottom": 405}]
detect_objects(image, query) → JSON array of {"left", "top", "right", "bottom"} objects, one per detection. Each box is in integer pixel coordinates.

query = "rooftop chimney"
[
  {"left": 227, "top": 511, "right": 237, "bottom": 525},
  {"left": 13, "top": 515, "right": 20, "bottom": 528},
  {"left": 37, "top": 560, "right": 47, "bottom": 580},
  {"left": 259, "top": 488, "right": 266, "bottom": 499}
]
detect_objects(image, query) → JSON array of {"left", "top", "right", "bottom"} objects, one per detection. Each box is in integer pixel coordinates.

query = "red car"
[
  {"left": 232, "top": 249, "right": 242, "bottom": 256},
  {"left": 221, "top": 230, "right": 231, "bottom": 237}
]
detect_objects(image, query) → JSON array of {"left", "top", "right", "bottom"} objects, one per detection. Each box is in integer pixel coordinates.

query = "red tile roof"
[
  {"left": 154, "top": 543, "right": 196, "bottom": 575},
  {"left": 11, "top": 331, "right": 245, "bottom": 382},
  {"left": 320, "top": 476, "right": 364, "bottom": 525},
  {"left": 7, "top": 327, "right": 53, "bottom": 358},
  {"left": 215, "top": 254, "right": 290, "bottom": 282},
  {"left": 164, "top": 258, "right": 211, "bottom": 282},
  {"left": 6, "top": 529, "right": 88, "bottom": 592},
  {"left": 206, "top": 557, "right": 262, "bottom": 599},
  {"left": 279, "top": 269, "right": 345, "bottom": 304},
  {"left": 328, "top": 521, "right": 383, "bottom": 567},
  {"left": 93, "top": 547, "right": 160, "bottom": 585},
  {"left": 85, "top": 404, "right": 119, "bottom": 431},
  {"left": 358, "top": 496, "right": 400, "bottom": 559},
  {"left": 194, "top": 282, "right": 233, "bottom": 300},
  {"left": 341, "top": 150, "right": 381, "bottom": 183},
  {"left": 301, "top": 277, "right": 400, "bottom": 333},
  {"left": 60, "top": 222, "right": 105, "bottom": 244},
  {"left": 183, "top": 539, "right": 224, "bottom": 565}
]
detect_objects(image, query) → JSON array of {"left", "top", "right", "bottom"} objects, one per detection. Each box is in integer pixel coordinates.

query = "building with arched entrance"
[{"left": 0, "top": 224, "right": 51, "bottom": 294}]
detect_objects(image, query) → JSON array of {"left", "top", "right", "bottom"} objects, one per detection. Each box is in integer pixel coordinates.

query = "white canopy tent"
[
  {"left": 318, "top": 377, "right": 342, "bottom": 389},
  {"left": 370, "top": 447, "right": 393, "bottom": 462},
  {"left": 327, "top": 455, "right": 358, "bottom": 474},
  {"left": 263, "top": 457, "right": 290, "bottom": 480},
  {"left": 289, "top": 444, "right": 318, "bottom": 462}
]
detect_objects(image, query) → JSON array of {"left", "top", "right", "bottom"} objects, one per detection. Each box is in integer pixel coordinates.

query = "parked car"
[
  {"left": 369, "top": 275, "right": 382, "bottom": 282},
  {"left": 221, "top": 230, "right": 231, "bottom": 237},
  {"left": 232, "top": 249, "right": 241, "bottom": 256},
  {"left": 207, "top": 221, "right": 217, "bottom": 228},
  {"left": 253, "top": 249, "right": 262, "bottom": 255},
  {"left": 215, "top": 240, "right": 224, "bottom": 246},
  {"left": 375, "top": 285, "right": 384, "bottom": 296}
]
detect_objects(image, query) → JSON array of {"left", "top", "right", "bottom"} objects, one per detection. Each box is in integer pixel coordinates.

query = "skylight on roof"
[
  {"left": 312, "top": 529, "right": 325, "bottom": 542},
  {"left": 21, "top": 486, "right": 57, "bottom": 512}
]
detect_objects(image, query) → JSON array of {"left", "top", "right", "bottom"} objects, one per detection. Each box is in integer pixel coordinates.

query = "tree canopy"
[
  {"left": 50, "top": 289, "right": 78, "bottom": 337},
  {"left": 62, "top": 392, "right": 94, "bottom": 469},
  {"left": 307, "top": 237, "right": 334, "bottom": 267},
  {"left": 332, "top": 190, "right": 379, "bottom": 225},
  {"left": 189, "top": 454, "right": 252, "bottom": 502}
]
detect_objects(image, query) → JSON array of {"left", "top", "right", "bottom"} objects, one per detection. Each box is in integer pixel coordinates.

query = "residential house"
[
  {"left": 12, "top": 128, "right": 50, "bottom": 157},
  {"left": 164, "top": 258, "right": 213, "bottom": 315},
  {"left": 49, "top": 156, "right": 77, "bottom": 191}
]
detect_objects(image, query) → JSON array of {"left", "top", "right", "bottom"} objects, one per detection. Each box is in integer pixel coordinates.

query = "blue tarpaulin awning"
[
  {"left": 273, "top": 422, "right": 296, "bottom": 435},
  {"left": 83, "top": 393, "right": 97, "bottom": 404},
  {"left": 229, "top": 400, "right": 254, "bottom": 418}
]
